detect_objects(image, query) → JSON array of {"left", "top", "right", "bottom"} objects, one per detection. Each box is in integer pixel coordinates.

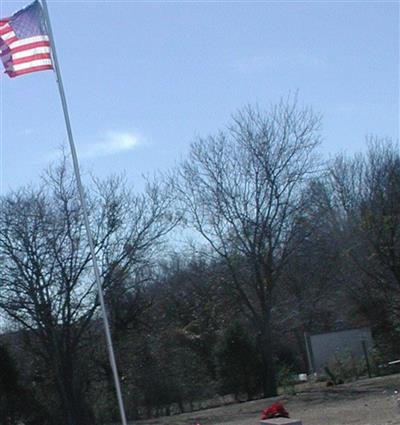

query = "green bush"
[
  {"left": 215, "top": 322, "right": 261, "bottom": 400},
  {"left": 0, "top": 344, "right": 49, "bottom": 425},
  {"left": 276, "top": 364, "right": 296, "bottom": 395}
]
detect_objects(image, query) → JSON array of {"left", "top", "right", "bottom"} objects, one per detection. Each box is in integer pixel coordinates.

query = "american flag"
[{"left": 0, "top": 0, "right": 53, "bottom": 78}]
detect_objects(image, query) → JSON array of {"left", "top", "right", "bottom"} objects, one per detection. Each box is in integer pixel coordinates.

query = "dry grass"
[{"left": 134, "top": 374, "right": 400, "bottom": 425}]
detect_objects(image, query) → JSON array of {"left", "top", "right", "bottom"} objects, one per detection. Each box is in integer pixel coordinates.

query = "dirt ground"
[{"left": 136, "top": 374, "right": 400, "bottom": 425}]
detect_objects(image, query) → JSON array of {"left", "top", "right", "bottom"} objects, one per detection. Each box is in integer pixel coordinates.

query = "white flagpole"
[{"left": 40, "top": 1, "right": 129, "bottom": 424}]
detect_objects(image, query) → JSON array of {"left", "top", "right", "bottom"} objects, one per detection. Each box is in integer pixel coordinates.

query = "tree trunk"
[
  {"left": 55, "top": 355, "right": 95, "bottom": 425},
  {"left": 294, "top": 327, "right": 309, "bottom": 372},
  {"left": 258, "top": 320, "right": 277, "bottom": 398}
]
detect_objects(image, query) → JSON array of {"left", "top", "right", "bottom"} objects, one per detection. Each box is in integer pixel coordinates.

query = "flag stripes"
[{"left": 0, "top": 2, "right": 53, "bottom": 77}]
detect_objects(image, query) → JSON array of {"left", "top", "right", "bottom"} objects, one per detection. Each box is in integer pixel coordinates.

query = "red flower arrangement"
[{"left": 261, "top": 402, "right": 289, "bottom": 420}]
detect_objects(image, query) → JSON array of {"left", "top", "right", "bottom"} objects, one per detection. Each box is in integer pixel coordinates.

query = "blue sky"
[{"left": 0, "top": 0, "right": 398, "bottom": 192}]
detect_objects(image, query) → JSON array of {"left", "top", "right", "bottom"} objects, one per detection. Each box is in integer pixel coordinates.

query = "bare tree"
[
  {"left": 327, "top": 138, "right": 400, "bottom": 354},
  {"left": 0, "top": 158, "right": 178, "bottom": 425},
  {"left": 176, "top": 98, "right": 322, "bottom": 396}
]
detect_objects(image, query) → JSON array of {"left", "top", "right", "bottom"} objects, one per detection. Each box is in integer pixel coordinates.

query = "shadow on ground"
[{"left": 131, "top": 374, "right": 400, "bottom": 425}]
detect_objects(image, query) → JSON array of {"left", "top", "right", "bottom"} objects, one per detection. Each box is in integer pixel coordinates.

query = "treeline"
[{"left": 0, "top": 99, "right": 399, "bottom": 425}]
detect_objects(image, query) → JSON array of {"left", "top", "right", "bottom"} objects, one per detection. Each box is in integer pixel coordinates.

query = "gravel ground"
[{"left": 135, "top": 374, "right": 400, "bottom": 425}]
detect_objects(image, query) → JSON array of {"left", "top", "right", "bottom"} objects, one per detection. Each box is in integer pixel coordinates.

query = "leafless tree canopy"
[
  {"left": 176, "top": 98, "right": 322, "bottom": 396},
  {"left": 0, "top": 102, "right": 398, "bottom": 424},
  {"left": 0, "top": 158, "right": 179, "bottom": 425},
  {"left": 325, "top": 139, "right": 400, "bottom": 344}
]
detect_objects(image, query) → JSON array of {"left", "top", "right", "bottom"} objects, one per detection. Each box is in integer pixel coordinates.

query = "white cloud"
[
  {"left": 18, "top": 128, "right": 35, "bottom": 136},
  {"left": 334, "top": 103, "right": 357, "bottom": 114},
  {"left": 80, "top": 131, "right": 140, "bottom": 159},
  {"left": 231, "top": 53, "right": 326, "bottom": 74},
  {"left": 232, "top": 55, "right": 271, "bottom": 73},
  {"left": 45, "top": 131, "right": 141, "bottom": 162}
]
